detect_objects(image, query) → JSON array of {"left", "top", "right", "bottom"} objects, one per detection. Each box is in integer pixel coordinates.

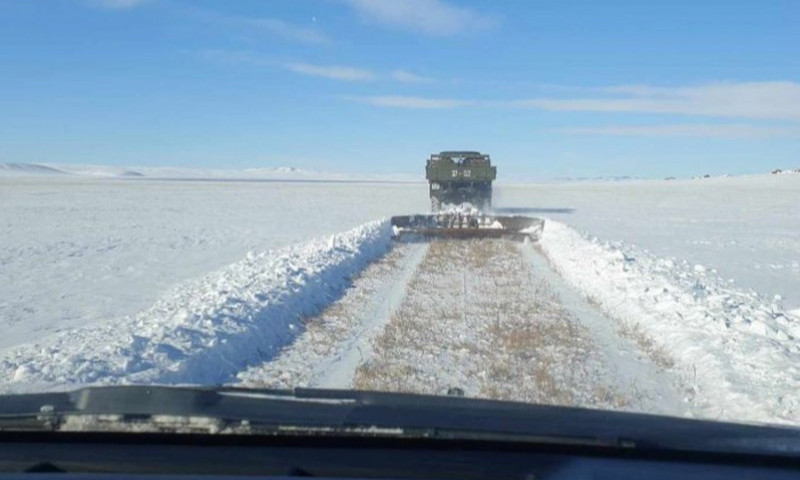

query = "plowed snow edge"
[
  {"left": 539, "top": 220, "right": 800, "bottom": 425},
  {"left": 236, "top": 242, "right": 428, "bottom": 389},
  {"left": 0, "top": 219, "right": 393, "bottom": 392}
]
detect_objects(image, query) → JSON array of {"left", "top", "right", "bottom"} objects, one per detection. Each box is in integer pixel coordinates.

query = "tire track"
[
  {"left": 235, "top": 242, "right": 428, "bottom": 389},
  {"left": 354, "top": 238, "right": 691, "bottom": 416}
]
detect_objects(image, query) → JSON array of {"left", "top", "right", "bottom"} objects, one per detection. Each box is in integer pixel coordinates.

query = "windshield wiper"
[
  {"left": 1, "top": 386, "right": 799, "bottom": 458},
  {"left": 3, "top": 386, "right": 609, "bottom": 446}
]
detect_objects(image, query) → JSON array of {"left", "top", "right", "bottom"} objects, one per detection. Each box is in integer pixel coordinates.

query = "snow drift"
[
  {"left": 539, "top": 220, "right": 800, "bottom": 425},
  {"left": 0, "top": 220, "right": 392, "bottom": 392}
]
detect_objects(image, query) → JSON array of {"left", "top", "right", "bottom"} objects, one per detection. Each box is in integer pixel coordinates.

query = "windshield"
[{"left": 1, "top": 0, "right": 799, "bottom": 431}]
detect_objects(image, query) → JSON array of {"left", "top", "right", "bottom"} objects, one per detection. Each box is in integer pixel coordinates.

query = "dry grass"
[
  {"left": 353, "top": 361, "right": 421, "bottom": 392},
  {"left": 618, "top": 321, "right": 675, "bottom": 369},
  {"left": 295, "top": 244, "right": 413, "bottom": 332},
  {"left": 479, "top": 356, "right": 572, "bottom": 405},
  {"left": 535, "top": 243, "right": 674, "bottom": 377},
  {"left": 239, "top": 244, "right": 411, "bottom": 388},
  {"left": 481, "top": 299, "right": 594, "bottom": 406},
  {"left": 353, "top": 238, "right": 633, "bottom": 411},
  {"left": 592, "top": 385, "right": 630, "bottom": 409},
  {"left": 371, "top": 309, "right": 441, "bottom": 353}
]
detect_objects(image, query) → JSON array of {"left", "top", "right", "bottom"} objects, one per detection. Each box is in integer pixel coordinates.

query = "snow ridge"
[
  {"left": 539, "top": 220, "right": 800, "bottom": 425},
  {"left": 0, "top": 220, "right": 392, "bottom": 392}
]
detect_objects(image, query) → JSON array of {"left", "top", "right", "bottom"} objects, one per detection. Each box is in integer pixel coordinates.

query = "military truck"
[
  {"left": 426, "top": 151, "right": 496, "bottom": 212},
  {"left": 391, "top": 151, "right": 542, "bottom": 241}
]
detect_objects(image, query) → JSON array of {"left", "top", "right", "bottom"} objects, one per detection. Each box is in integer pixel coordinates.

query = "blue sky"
[{"left": 1, "top": 0, "right": 798, "bottom": 179}]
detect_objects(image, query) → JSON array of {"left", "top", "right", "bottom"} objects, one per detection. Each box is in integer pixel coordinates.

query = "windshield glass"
[{"left": 1, "top": 0, "right": 799, "bottom": 429}]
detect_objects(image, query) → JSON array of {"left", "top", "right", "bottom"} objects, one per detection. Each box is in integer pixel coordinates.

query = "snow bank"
[
  {"left": 0, "top": 220, "right": 392, "bottom": 392},
  {"left": 495, "top": 174, "right": 800, "bottom": 309},
  {"left": 539, "top": 220, "right": 800, "bottom": 425}
]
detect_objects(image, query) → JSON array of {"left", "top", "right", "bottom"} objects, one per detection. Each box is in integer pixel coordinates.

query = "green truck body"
[{"left": 425, "top": 151, "right": 496, "bottom": 211}]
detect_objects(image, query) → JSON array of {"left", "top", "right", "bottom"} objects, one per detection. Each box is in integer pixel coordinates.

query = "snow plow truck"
[
  {"left": 426, "top": 151, "right": 495, "bottom": 212},
  {"left": 390, "top": 151, "right": 544, "bottom": 241}
]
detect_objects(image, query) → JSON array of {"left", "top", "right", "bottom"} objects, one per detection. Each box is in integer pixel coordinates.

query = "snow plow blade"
[{"left": 391, "top": 214, "right": 544, "bottom": 242}]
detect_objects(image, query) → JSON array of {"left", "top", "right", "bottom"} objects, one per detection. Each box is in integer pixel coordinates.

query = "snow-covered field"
[
  {"left": 0, "top": 177, "right": 426, "bottom": 348},
  {"left": 495, "top": 174, "right": 800, "bottom": 309},
  {"left": 1, "top": 171, "right": 799, "bottom": 425}
]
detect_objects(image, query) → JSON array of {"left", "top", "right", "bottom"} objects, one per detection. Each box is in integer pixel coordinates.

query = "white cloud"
[
  {"left": 556, "top": 124, "right": 800, "bottom": 138},
  {"left": 195, "top": 49, "right": 271, "bottom": 66},
  {"left": 92, "top": 3, "right": 330, "bottom": 45},
  {"left": 182, "top": 7, "right": 331, "bottom": 45},
  {"left": 286, "top": 63, "right": 377, "bottom": 81},
  {"left": 88, "top": 0, "right": 151, "bottom": 9},
  {"left": 347, "top": 81, "right": 800, "bottom": 121},
  {"left": 243, "top": 17, "right": 331, "bottom": 45},
  {"left": 197, "top": 53, "right": 432, "bottom": 84},
  {"left": 390, "top": 70, "right": 433, "bottom": 83},
  {"left": 342, "top": 0, "right": 498, "bottom": 36},
  {"left": 512, "top": 82, "right": 800, "bottom": 121},
  {"left": 346, "top": 95, "right": 472, "bottom": 108},
  {"left": 282, "top": 63, "right": 432, "bottom": 83}
]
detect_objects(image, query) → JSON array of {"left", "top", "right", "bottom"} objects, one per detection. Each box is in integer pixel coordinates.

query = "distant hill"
[
  {"left": 0, "top": 163, "right": 71, "bottom": 176},
  {"left": 0, "top": 162, "right": 419, "bottom": 182},
  {"left": 0, "top": 163, "right": 147, "bottom": 178}
]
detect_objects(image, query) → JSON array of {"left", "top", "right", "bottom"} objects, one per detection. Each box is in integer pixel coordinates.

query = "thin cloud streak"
[
  {"left": 286, "top": 63, "right": 376, "bottom": 81},
  {"left": 513, "top": 82, "right": 800, "bottom": 120},
  {"left": 243, "top": 17, "right": 331, "bottom": 45},
  {"left": 346, "top": 81, "right": 800, "bottom": 120},
  {"left": 195, "top": 49, "right": 273, "bottom": 66},
  {"left": 86, "top": 3, "right": 330, "bottom": 45},
  {"left": 390, "top": 70, "right": 434, "bottom": 83},
  {"left": 346, "top": 95, "right": 473, "bottom": 108},
  {"left": 183, "top": 7, "right": 331, "bottom": 45},
  {"left": 556, "top": 124, "right": 800, "bottom": 138},
  {"left": 87, "top": 0, "right": 151, "bottom": 9},
  {"left": 341, "top": 0, "right": 498, "bottom": 36},
  {"left": 197, "top": 52, "right": 433, "bottom": 84}
]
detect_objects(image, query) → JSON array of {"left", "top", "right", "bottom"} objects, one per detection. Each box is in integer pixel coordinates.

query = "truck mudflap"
[{"left": 390, "top": 214, "right": 544, "bottom": 242}]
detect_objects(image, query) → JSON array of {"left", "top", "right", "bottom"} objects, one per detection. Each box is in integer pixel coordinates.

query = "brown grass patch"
[
  {"left": 352, "top": 238, "right": 632, "bottom": 411},
  {"left": 618, "top": 321, "right": 675, "bottom": 369},
  {"left": 353, "top": 361, "right": 421, "bottom": 392}
]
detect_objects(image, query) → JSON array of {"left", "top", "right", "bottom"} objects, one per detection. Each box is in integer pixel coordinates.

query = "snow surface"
[
  {"left": 0, "top": 162, "right": 418, "bottom": 182},
  {"left": 520, "top": 243, "right": 690, "bottom": 416},
  {"left": 237, "top": 242, "right": 429, "bottom": 390},
  {"left": 316, "top": 238, "right": 692, "bottom": 417},
  {"left": 539, "top": 221, "right": 800, "bottom": 424},
  {"left": 0, "top": 177, "right": 426, "bottom": 348},
  {"left": 0, "top": 220, "right": 391, "bottom": 392},
  {"left": 494, "top": 173, "right": 800, "bottom": 309},
  {"left": 2, "top": 172, "right": 799, "bottom": 425}
]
